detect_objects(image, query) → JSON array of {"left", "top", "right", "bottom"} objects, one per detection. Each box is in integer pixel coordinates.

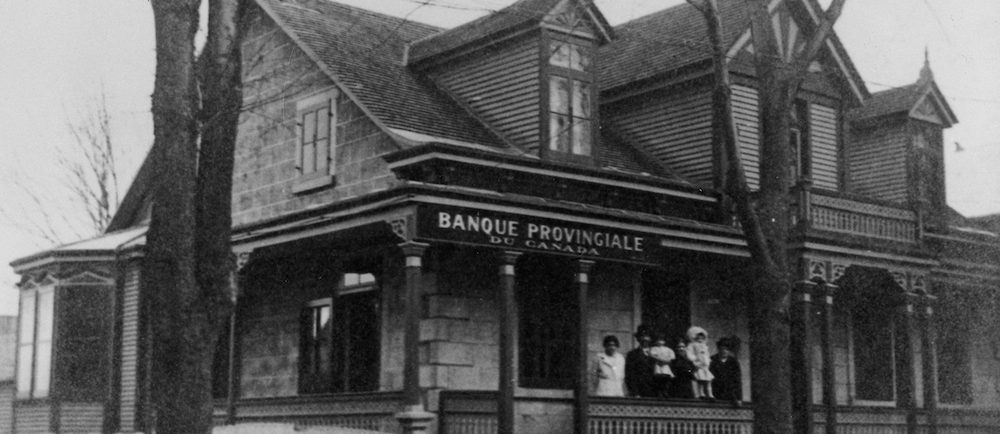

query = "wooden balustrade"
[
  {"left": 218, "top": 392, "right": 403, "bottom": 432},
  {"left": 805, "top": 191, "right": 918, "bottom": 243}
]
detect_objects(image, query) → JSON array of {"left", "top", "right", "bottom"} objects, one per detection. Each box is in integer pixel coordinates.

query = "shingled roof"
[
  {"left": 408, "top": 0, "right": 562, "bottom": 63},
  {"left": 848, "top": 84, "right": 923, "bottom": 120},
  {"left": 407, "top": 0, "right": 612, "bottom": 64},
  {"left": 600, "top": 0, "right": 867, "bottom": 102},
  {"left": 258, "top": 0, "right": 501, "bottom": 147},
  {"left": 599, "top": 0, "right": 749, "bottom": 91}
]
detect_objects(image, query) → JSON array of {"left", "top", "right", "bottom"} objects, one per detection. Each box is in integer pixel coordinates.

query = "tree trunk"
[
  {"left": 687, "top": 0, "right": 846, "bottom": 432},
  {"left": 146, "top": 0, "right": 243, "bottom": 432}
]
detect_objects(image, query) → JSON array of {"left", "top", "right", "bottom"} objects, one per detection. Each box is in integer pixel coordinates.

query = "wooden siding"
[
  {"left": 0, "top": 382, "right": 12, "bottom": 434},
  {"left": 60, "top": 402, "right": 104, "bottom": 433},
  {"left": 13, "top": 403, "right": 49, "bottom": 434},
  {"left": 605, "top": 90, "right": 714, "bottom": 184},
  {"left": 810, "top": 103, "right": 840, "bottom": 190},
  {"left": 848, "top": 126, "right": 909, "bottom": 202},
  {"left": 733, "top": 85, "right": 761, "bottom": 189},
  {"left": 119, "top": 263, "right": 141, "bottom": 432},
  {"left": 429, "top": 38, "right": 541, "bottom": 152}
]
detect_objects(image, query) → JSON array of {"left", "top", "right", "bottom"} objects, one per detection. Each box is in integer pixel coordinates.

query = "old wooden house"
[{"left": 7, "top": 0, "right": 1000, "bottom": 433}]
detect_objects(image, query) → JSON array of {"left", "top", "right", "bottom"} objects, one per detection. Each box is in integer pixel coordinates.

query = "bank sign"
[{"left": 416, "top": 205, "right": 658, "bottom": 263}]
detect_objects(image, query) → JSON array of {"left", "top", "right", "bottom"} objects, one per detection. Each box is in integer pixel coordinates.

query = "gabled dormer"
[
  {"left": 407, "top": 0, "right": 613, "bottom": 165},
  {"left": 847, "top": 55, "right": 958, "bottom": 225}
]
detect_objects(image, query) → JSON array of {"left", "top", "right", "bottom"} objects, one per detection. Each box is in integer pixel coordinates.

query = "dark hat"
[
  {"left": 717, "top": 336, "right": 741, "bottom": 351},
  {"left": 634, "top": 324, "right": 652, "bottom": 340}
]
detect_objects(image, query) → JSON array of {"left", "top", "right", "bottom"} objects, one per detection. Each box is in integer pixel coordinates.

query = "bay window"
[{"left": 17, "top": 286, "right": 54, "bottom": 399}]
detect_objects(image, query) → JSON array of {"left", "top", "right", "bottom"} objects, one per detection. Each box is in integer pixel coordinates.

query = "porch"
[{"left": 209, "top": 391, "right": 1000, "bottom": 434}]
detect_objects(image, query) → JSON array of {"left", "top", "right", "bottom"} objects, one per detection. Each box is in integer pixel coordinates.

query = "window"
[
  {"left": 517, "top": 255, "right": 577, "bottom": 389},
  {"left": 851, "top": 303, "right": 895, "bottom": 402},
  {"left": 17, "top": 287, "right": 54, "bottom": 399},
  {"left": 789, "top": 100, "right": 810, "bottom": 185},
  {"left": 547, "top": 40, "right": 593, "bottom": 158},
  {"left": 294, "top": 89, "right": 337, "bottom": 193},
  {"left": 299, "top": 273, "right": 380, "bottom": 394}
]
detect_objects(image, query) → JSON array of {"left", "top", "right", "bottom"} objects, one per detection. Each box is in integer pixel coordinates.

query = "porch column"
[
  {"left": 920, "top": 294, "right": 940, "bottom": 434},
  {"left": 574, "top": 260, "right": 594, "bottom": 434},
  {"left": 497, "top": 251, "right": 521, "bottom": 434},
  {"left": 819, "top": 282, "right": 838, "bottom": 434},
  {"left": 790, "top": 280, "right": 817, "bottom": 434},
  {"left": 395, "top": 242, "right": 434, "bottom": 434},
  {"left": 226, "top": 250, "right": 251, "bottom": 425},
  {"left": 896, "top": 294, "right": 920, "bottom": 434}
]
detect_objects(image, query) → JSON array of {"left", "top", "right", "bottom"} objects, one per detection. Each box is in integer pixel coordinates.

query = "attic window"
[
  {"left": 293, "top": 88, "right": 338, "bottom": 194},
  {"left": 546, "top": 39, "right": 594, "bottom": 160}
]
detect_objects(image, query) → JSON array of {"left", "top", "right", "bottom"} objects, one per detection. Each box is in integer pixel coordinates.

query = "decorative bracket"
[{"left": 388, "top": 215, "right": 415, "bottom": 242}]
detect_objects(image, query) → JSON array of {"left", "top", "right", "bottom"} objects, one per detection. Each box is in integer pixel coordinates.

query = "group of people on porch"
[{"left": 592, "top": 324, "right": 742, "bottom": 403}]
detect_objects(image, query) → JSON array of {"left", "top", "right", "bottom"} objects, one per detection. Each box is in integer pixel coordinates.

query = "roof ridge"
[{"left": 293, "top": 0, "right": 443, "bottom": 35}]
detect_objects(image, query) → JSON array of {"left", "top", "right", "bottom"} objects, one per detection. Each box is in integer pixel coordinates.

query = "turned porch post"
[
  {"left": 896, "top": 294, "right": 920, "bottom": 434},
  {"left": 497, "top": 251, "right": 521, "bottom": 434},
  {"left": 791, "top": 280, "right": 817, "bottom": 434},
  {"left": 395, "top": 242, "right": 434, "bottom": 434},
  {"left": 820, "top": 282, "right": 839, "bottom": 434},
  {"left": 920, "top": 294, "right": 940, "bottom": 434},
  {"left": 225, "top": 250, "right": 252, "bottom": 425},
  {"left": 574, "top": 260, "right": 594, "bottom": 434}
]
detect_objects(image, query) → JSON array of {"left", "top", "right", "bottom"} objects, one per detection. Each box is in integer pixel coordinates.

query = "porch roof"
[{"left": 10, "top": 225, "right": 147, "bottom": 272}]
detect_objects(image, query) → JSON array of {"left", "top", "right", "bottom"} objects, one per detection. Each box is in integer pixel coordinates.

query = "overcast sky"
[{"left": 1, "top": 0, "right": 998, "bottom": 315}]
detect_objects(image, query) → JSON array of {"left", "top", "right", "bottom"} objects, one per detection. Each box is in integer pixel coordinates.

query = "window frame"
[
  {"left": 16, "top": 285, "right": 55, "bottom": 400},
  {"left": 541, "top": 32, "right": 597, "bottom": 164},
  {"left": 298, "top": 273, "right": 381, "bottom": 395},
  {"left": 848, "top": 306, "right": 898, "bottom": 406},
  {"left": 293, "top": 88, "right": 338, "bottom": 194}
]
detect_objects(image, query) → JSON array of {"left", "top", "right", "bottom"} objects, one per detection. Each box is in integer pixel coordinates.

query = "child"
[
  {"left": 648, "top": 335, "right": 675, "bottom": 398},
  {"left": 685, "top": 326, "right": 715, "bottom": 399},
  {"left": 593, "top": 335, "right": 626, "bottom": 397},
  {"left": 710, "top": 336, "right": 742, "bottom": 404}
]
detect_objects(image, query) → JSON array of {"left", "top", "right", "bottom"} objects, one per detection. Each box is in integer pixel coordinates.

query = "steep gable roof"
[
  {"left": 407, "top": 0, "right": 612, "bottom": 64},
  {"left": 600, "top": 0, "right": 867, "bottom": 102},
  {"left": 599, "top": 0, "right": 748, "bottom": 91},
  {"left": 849, "top": 60, "right": 958, "bottom": 127},
  {"left": 258, "top": 0, "right": 501, "bottom": 147}
]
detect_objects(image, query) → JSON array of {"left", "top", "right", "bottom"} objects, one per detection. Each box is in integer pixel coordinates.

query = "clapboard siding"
[
  {"left": 606, "top": 90, "right": 715, "bottom": 184},
  {"left": 119, "top": 263, "right": 142, "bottom": 432},
  {"left": 430, "top": 38, "right": 541, "bottom": 152},
  {"left": 810, "top": 103, "right": 840, "bottom": 190},
  {"left": 60, "top": 402, "right": 104, "bottom": 433},
  {"left": 13, "top": 403, "right": 50, "bottom": 434},
  {"left": 733, "top": 85, "right": 761, "bottom": 189},
  {"left": 0, "top": 382, "right": 12, "bottom": 434},
  {"left": 848, "top": 127, "right": 909, "bottom": 202}
]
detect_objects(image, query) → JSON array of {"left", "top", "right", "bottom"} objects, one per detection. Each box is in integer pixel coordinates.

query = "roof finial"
[{"left": 919, "top": 46, "right": 934, "bottom": 84}]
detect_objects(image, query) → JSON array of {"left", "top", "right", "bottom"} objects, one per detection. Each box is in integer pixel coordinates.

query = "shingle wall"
[{"left": 233, "top": 6, "right": 400, "bottom": 228}]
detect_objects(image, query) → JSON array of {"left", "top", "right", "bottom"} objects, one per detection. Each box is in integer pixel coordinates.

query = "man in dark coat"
[
  {"left": 624, "top": 325, "right": 657, "bottom": 398},
  {"left": 710, "top": 336, "right": 743, "bottom": 403}
]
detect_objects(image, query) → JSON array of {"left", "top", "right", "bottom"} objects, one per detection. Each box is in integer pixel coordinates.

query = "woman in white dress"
[{"left": 593, "top": 335, "right": 626, "bottom": 397}]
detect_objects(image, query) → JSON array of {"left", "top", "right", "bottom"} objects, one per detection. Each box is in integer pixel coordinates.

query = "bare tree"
[
  {"left": 62, "top": 93, "right": 121, "bottom": 234},
  {"left": 0, "top": 94, "right": 123, "bottom": 246},
  {"left": 685, "top": 0, "right": 846, "bottom": 432},
  {"left": 143, "top": 0, "right": 244, "bottom": 432}
]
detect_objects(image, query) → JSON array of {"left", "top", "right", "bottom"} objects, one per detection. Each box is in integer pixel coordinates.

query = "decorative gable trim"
[
  {"left": 725, "top": 0, "right": 866, "bottom": 104},
  {"left": 909, "top": 83, "right": 958, "bottom": 127},
  {"left": 543, "top": 0, "right": 614, "bottom": 43}
]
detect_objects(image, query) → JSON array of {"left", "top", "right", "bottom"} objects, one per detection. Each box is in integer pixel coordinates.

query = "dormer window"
[{"left": 546, "top": 38, "right": 595, "bottom": 161}]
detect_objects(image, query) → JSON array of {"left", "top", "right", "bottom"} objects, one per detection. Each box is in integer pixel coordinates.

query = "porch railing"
[
  {"left": 438, "top": 391, "right": 753, "bottom": 434},
  {"left": 217, "top": 391, "right": 403, "bottom": 433},
  {"left": 794, "top": 188, "right": 919, "bottom": 243}
]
